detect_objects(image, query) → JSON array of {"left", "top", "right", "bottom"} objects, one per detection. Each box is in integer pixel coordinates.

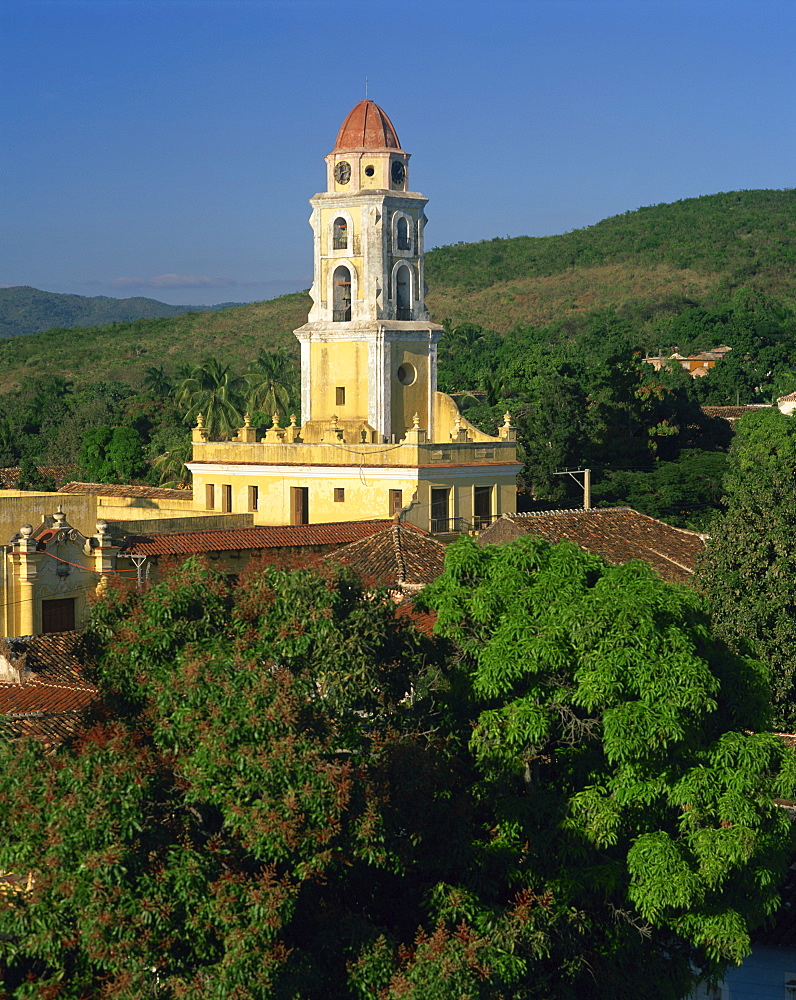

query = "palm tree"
[
  {"left": 481, "top": 371, "right": 510, "bottom": 407},
  {"left": 244, "top": 349, "right": 298, "bottom": 420},
  {"left": 153, "top": 437, "right": 192, "bottom": 488},
  {"left": 142, "top": 365, "right": 173, "bottom": 398},
  {"left": 439, "top": 321, "right": 486, "bottom": 360},
  {"left": 174, "top": 358, "right": 245, "bottom": 440}
]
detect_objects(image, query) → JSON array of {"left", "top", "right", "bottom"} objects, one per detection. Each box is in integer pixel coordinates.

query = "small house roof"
[
  {"left": 330, "top": 523, "right": 446, "bottom": 587},
  {"left": 0, "top": 632, "right": 96, "bottom": 748},
  {"left": 478, "top": 507, "right": 705, "bottom": 585},
  {"left": 58, "top": 482, "right": 192, "bottom": 500},
  {"left": 119, "top": 520, "right": 394, "bottom": 557}
]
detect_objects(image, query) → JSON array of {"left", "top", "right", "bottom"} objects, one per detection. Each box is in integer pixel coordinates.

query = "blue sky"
[{"left": 3, "top": 0, "right": 794, "bottom": 306}]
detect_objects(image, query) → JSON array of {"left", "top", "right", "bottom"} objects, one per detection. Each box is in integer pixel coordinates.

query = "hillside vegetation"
[
  {"left": 0, "top": 294, "right": 309, "bottom": 392},
  {"left": 0, "top": 286, "right": 243, "bottom": 340},
  {"left": 0, "top": 189, "right": 793, "bottom": 391},
  {"left": 425, "top": 188, "right": 796, "bottom": 333}
]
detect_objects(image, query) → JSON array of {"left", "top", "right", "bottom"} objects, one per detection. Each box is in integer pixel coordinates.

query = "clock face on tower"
[
  {"left": 391, "top": 161, "right": 405, "bottom": 186},
  {"left": 334, "top": 161, "right": 351, "bottom": 185}
]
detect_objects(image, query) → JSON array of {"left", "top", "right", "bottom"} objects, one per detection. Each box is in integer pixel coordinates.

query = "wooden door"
[
  {"left": 42, "top": 597, "right": 75, "bottom": 633},
  {"left": 291, "top": 487, "right": 309, "bottom": 525},
  {"left": 430, "top": 488, "right": 449, "bottom": 533},
  {"left": 473, "top": 486, "right": 492, "bottom": 529}
]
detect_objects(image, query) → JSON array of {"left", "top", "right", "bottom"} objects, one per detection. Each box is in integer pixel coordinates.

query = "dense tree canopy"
[
  {"left": 0, "top": 544, "right": 793, "bottom": 999},
  {"left": 697, "top": 407, "right": 796, "bottom": 727},
  {"left": 79, "top": 425, "right": 149, "bottom": 484}
]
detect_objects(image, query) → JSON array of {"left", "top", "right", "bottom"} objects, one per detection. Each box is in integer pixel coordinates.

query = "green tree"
[
  {"left": 244, "top": 348, "right": 298, "bottom": 421},
  {"left": 416, "top": 535, "right": 795, "bottom": 998},
  {"left": 79, "top": 425, "right": 148, "bottom": 483},
  {"left": 175, "top": 357, "right": 245, "bottom": 439},
  {"left": 592, "top": 448, "right": 728, "bottom": 528},
  {"left": 15, "top": 454, "right": 55, "bottom": 491},
  {"left": 0, "top": 551, "right": 793, "bottom": 999},
  {"left": 0, "top": 560, "right": 441, "bottom": 998},
  {"left": 142, "top": 364, "right": 173, "bottom": 398},
  {"left": 517, "top": 368, "right": 589, "bottom": 499},
  {"left": 152, "top": 433, "right": 192, "bottom": 487},
  {"left": 697, "top": 407, "right": 796, "bottom": 727}
]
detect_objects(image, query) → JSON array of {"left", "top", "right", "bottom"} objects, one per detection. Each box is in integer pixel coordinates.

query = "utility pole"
[{"left": 552, "top": 468, "right": 592, "bottom": 509}]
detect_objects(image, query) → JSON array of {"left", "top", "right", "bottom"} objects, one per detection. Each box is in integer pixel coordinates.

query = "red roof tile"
[
  {"left": 0, "top": 684, "right": 96, "bottom": 714},
  {"left": 394, "top": 601, "right": 438, "bottom": 636},
  {"left": 478, "top": 508, "right": 705, "bottom": 585},
  {"left": 0, "top": 465, "right": 76, "bottom": 489},
  {"left": 331, "top": 524, "right": 446, "bottom": 587},
  {"left": 58, "top": 482, "right": 193, "bottom": 500},
  {"left": 701, "top": 405, "right": 772, "bottom": 421},
  {"left": 1, "top": 632, "right": 89, "bottom": 685},
  {"left": 0, "top": 633, "right": 97, "bottom": 747},
  {"left": 119, "top": 520, "right": 394, "bottom": 556}
]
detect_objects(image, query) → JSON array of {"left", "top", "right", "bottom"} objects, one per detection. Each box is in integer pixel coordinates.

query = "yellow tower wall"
[{"left": 309, "top": 340, "right": 370, "bottom": 422}]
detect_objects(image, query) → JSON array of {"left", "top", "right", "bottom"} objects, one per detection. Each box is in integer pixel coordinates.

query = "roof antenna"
[{"left": 365, "top": 76, "right": 368, "bottom": 100}]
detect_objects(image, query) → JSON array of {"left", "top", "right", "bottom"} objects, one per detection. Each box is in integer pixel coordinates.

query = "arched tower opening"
[
  {"left": 396, "top": 216, "right": 410, "bottom": 251},
  {"left": 333, "top": 265, "right": 352, "bottom": 322},
  {"left": 333, "top": 217, "right": 348, "bottom": 250},
  {"left": 395, "top": 264, "right": 412, "bottom": 320}
]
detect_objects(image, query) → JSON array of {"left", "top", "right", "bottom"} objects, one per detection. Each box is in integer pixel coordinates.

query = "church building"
[{"left": 188, "top": 100, "right": 520, "bottom": 532}]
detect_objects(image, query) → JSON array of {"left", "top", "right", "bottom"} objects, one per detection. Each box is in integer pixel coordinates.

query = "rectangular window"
[
  {"left": 248, "top": 485, "right": 259, "bottom": 512},
  {"left": 334, "top": 487, "right": 345, "bottom": 502},
  {"left": 336, "top": 386, "right": 346, "bottom": 406},
  {"left": 205, "top": 484, "right": 215, "bottom": 510},
  {"left": 291, "top": 487, "right": 309, "bottom": 525},
  {"left": 222, "top": 484, "right": 232, "bottom": 513},
  {"left": 389, "top": 489, "right": 403, "bottom": 515}
]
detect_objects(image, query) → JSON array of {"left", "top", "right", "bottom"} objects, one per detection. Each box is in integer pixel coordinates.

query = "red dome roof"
[{"left": 333, "top": 100, "right": 402, "bottom": 152}]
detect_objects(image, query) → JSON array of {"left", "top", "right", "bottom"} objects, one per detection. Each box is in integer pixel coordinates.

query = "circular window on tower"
[
  {"left": 334, "top": 161, "right": 351, "bottom": 185},
  {"left": 396, "top": 363, "right": 417, "bottom": 386},
  {"left": 364, "top": 164, "right": 375, "bottom": 177}
]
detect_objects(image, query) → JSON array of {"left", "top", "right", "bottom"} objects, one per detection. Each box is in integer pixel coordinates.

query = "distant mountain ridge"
[{"left": 0, "top": 286, "right": 245, "bottom": 339}]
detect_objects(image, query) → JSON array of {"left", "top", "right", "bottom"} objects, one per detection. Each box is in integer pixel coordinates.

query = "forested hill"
[
  {"left": 0, "top": 188, "right": 793, "bottom": 389},
  {"left": 424, "top": 188, "right": 796, "bottom": 332},
  {"left": 427, "top": 189, "right": 796, "bottom": 289},
  {"left": 0, "top": 286, "right": 244, "bottom": 339}
]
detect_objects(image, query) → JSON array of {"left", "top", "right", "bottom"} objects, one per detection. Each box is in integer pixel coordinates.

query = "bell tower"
[
  {"left": 294, "top": 100, "right": 444, "bottom": 443},
  {"left": 188, "top": 99, "right": 519, "bottom": 532}
]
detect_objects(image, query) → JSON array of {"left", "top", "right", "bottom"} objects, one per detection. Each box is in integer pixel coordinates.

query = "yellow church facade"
[{"left": 188, "top": 99, "right": 520, "bottom": 532}]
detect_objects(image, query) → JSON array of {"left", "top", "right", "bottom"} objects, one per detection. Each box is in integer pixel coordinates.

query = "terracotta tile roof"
[
  {"left": 0, "top": 711, "right": 91, "bottom": 749},
  {"left": 478, "top": 508, "right": 705, "bottom": 585},
  {"left": 394, "top": 600, "right": 438, "bottom": 636},
  {"left": 1, "top": 631, "right": 89, "bottom": 685},
  {"left": 0, "top": 684, "right": 96, "bottom": 714},
  {"left": 0, "top": 632, "right": 97, "bottom": 748},
  {"left": 58, "top": 482, "right": 193, "bottom": 500},
  {"left": 330, "top": 523, "right": 446, "bottom": 587},
  {"left": 119, "top": 520, "right": 394, "bottom": 557},
  {"left": 777, "top": 390, "right": 796, "bottom": 403},
  {"left": 701, "top": 405, "right": 772, "bottom": 420},
  {"left": 0, "top": 465, "right": 77, "bottom": 489}
]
